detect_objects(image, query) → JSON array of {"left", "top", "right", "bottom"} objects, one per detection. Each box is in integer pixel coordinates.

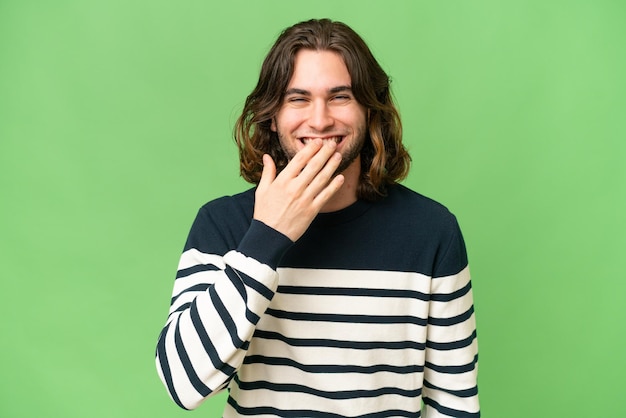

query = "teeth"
[{"left": 301, "top": 137, "right": 342, "bottom": 144}]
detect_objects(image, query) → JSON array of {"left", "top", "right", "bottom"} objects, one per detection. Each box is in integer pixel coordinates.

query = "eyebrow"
[{"left": 284, "top": 85, "right": 353, "bottom": 96}]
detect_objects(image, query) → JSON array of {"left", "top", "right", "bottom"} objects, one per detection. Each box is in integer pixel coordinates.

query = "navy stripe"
[
  {"left": 227, "top": 396, "right": 421, "bottom": 417},
  {"left": 176, "top": 263, "right": 218, "bottom": 279},
  {"left": 188, "top": 300, "right": 237, "bottom": 376},
  {"left": 278, "top": 285, "right": 429, "bottom": 301},
  {"left": 208, "top": 285, "right": 245, "bottom": 348},
  {"left": 426, "top": 353, "right": 479, "bottom": 374},
  {"left": 233, "top": 375, "right": 421, "bottom": 399},
  {"left": 239, "top": 269, "right": 274, "bottom": 300},
  {"left": 427, "top": 330, "right": 477, "bottom": 351},
  {"left": 170, "top": 283, "right": 210, "bottom": 305},
  {"left": 423, "top": 397, "right": 480, "bottom": 417},
  {"left": 266, "top": 308, "right": 428, "bottom": 326},
  {"left": 155, "top": 323, "right": 189, "bottom": 410},
  {"left": 225, "top": 266, "right": 246, "bottom": 300},
  {"left": 244, "top": 307, "right": 260, "bottom": 325},
  {"left": 428, "top": 305, "right": 474, "bottom": 326},
  {"left": 170, "top": 302, "right": 191, "bottom": 316},
  {"left": 243, "top": 355, "right": 424, "bottom": 374},
  {"left": 173, "top": 319, "right": 212, "bottom": 397},
  {"left": 224, "top": 263, "right": 274, "bottom": 302},
  {"left": 424, "top": 379, "right": 478, "bottom": 398},
  {"left": 254, "top": 330, "right": 425, "bottom": 350},
  {"left": 223, "top": 267, "right": 261, "bottom": 325},
  {"left": 430, "top": 281, "right": 471, "bottom": 302}
]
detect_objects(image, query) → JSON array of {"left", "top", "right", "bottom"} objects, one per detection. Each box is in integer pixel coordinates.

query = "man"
[{"left": 156, "top": 18, "right": 480, "bottom": 417}]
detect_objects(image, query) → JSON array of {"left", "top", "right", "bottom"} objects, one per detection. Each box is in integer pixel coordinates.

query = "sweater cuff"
[{"left": 237, "top": 220, "right": 294, "bottom": 270}]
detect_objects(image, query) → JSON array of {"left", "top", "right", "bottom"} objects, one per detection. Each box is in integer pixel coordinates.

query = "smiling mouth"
[{"left": 299, "top": 136, "right": 344, "bottom": 145}]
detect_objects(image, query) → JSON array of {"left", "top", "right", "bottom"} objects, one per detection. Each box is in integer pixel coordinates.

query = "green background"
[{"left": 1, "top": 0, "right": 624, "bottom": 416}]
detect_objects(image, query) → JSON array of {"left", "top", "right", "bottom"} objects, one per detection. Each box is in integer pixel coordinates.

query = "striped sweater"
[{"left": 156, "top": 184, "right": 480, "bottom": 417}]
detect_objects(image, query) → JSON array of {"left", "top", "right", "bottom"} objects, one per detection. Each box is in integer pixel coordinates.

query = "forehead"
[{"left": 287, "top": 49, "right": 351, "bottom": 89}]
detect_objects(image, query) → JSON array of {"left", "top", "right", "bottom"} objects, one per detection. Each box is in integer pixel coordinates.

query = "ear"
[{"left": 270, "top": 117, "right": 277, "bottom": 132}]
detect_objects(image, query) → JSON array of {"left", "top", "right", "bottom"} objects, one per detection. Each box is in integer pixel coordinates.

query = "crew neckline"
[{"left": 311, "top": 199, "right": 373, "bottom": 227}]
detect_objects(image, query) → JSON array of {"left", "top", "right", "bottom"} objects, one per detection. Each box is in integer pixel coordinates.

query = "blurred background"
[{"left": 1, "top": 0, "right": 624, "bottom": 416}]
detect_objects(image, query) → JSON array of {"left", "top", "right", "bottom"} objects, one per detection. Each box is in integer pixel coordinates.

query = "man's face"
[{"left": 271, "top": 49, "right": 368, "bottom": 174}]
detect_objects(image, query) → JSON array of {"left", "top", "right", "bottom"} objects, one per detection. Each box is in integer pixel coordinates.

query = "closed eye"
[
  {"left": 330, "top": 94, "right": 353, "bottom": 104},
  {"left": 285, "top": 95, "right": 310, "bottom": 105}
]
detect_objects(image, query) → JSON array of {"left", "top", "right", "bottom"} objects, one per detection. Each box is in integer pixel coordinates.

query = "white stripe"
[
  {"left": 171, "top": 270, "right": 219, "bottom": 301},
  {"left": 427, "top": 317, "right": 477, "bottom": 344},
  {"left": 248, "top": 341, "right": 426, "bottom": 368},
  {"left": 178, "top": 248, "right": 225, "bottom": 270},
  {"left": 426, "top": 337, "right": 479, "bottom": 368},
  {"left": 223, "top": 250, "right": 279, "bottom": 292},
  {"left": 430, "top": 266, "right": 471, "bottom": 294},
  {"left": 277, "top": 267, "right": 433, "bottom": 293},
  {"left": 227, "top": 377, "right": 423, "bottom": 416},
  {"left": 429, "top": 288, "right": 475, "bottom": 319}
]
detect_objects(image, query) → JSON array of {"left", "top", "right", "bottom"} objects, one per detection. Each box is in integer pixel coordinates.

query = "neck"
[{"left": 320, "top": 156, "right": 361, "bottom": 213}]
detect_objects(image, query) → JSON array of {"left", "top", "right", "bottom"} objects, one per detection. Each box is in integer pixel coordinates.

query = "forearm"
[
  {"left": 423, "top": 266, "right": 480, "bottom": 417},
  {"left": 156, "top": 220, "right": 292, "bottom": 410}
]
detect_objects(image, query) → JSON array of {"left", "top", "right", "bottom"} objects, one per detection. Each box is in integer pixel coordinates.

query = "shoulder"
[
  {"left": 198, "top": 187, "right": 255, "bottom": 217},
  {"left": 377, "top": 184, "right": 468, "bottom": 276},
  {"left": 381, "top": 184, "right": 458, "bottom": 231},
  {"left": 184, "top": 188, "right": 256, "bottom": 252}
]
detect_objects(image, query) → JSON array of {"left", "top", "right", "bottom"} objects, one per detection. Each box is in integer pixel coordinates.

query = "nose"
[{"left": 307, "top": 100, "right": 334, "bottom": 132}]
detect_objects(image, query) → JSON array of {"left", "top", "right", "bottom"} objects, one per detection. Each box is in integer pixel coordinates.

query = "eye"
[{"left": 332, "top": 94, "right": 351, "bottom": 102}]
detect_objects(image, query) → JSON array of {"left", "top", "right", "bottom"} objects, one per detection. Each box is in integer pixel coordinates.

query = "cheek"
[
  {"left": 335, "top": 105, "right": 367, "bottom": 124},
  {"left": 345, "top": 111, "right": 367, "bottom": 130},
  {"left": 274, "top": 111, "right": 303, "bottom": 133}
]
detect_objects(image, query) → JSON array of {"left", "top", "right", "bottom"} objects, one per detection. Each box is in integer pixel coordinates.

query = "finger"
[
  {"left": 312, "top": 173, "right": 345, "bottom": 208},
  {"left": 279, "top": 139, "right": 324, "bottom": 178},
  {"left": 303, "top": 150, "right": 342, "bottom": 193},
  {"left": 257, "top": 154, "right": 276, "bottom": 190},
  {"left": 295, "top": 141, "right": 340, "bottom": 185}
]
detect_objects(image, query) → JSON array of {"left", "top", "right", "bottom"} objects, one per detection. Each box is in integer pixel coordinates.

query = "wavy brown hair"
[{"left": 234, "top": 18, "right": 411, "bottom": 201}]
